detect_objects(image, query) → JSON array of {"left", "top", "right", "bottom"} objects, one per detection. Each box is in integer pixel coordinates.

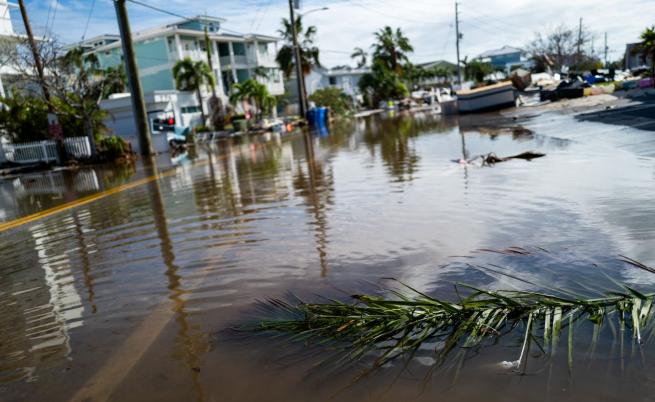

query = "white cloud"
[{"left": 14, "top": 0, "right": 654, "bottom": 67}]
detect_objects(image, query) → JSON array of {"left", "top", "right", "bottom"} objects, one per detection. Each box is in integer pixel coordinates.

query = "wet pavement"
[{"left": 2, "top": 109, "right": 655, "bottom": 401}]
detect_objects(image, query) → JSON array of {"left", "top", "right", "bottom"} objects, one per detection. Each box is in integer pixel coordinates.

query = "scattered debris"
[
  {"left": 453, "top": 151, "right": 546, "bottom": 166},
  {"left": 483, "top": 151, "right": 546, "bottom": 165}
]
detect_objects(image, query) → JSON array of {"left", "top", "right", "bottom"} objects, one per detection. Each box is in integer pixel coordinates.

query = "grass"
[{"left": 239, "top": 254, "right": 655, "bottom": 375}]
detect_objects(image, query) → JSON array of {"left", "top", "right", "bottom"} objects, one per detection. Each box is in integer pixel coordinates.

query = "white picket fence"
[{"left": 0, "top": 137, "right": 93, "bottom": 165}]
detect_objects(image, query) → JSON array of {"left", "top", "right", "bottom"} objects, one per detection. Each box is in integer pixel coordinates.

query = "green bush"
[
  {"left": 99, "top": 136, "right": 130, "bottom": 160},
  {"left": 309, "top": 87, "right": 354, "bottom": 116},
  {"left": 195, "top": 125, "right": 210, "bottom": 133},
  {"left": 0, "top": 92, "right": 49, "bottom": 143}
]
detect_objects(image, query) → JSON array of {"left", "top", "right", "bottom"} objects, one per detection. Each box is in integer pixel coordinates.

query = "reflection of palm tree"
[
  {"left": 362, "top": 114, "right": 456, "bottom": 182},
  {"left": 363, "top": 116, "right": 420, "bottom": 182}
]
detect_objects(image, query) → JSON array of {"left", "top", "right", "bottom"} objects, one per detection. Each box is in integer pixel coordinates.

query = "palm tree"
[
  {"left": 462, "top": 58, "right": 494, "bottom": 83},
  {"left": 172, "top": 57, "right": 215, "bottom": 125},
  {"left": 102, "top": 65, "right": 127, "bottom": 99},
  {"left": 229, "top": 79, "right": 276, "bottom": 121},
  {"left": 351, "top": 47, "right": 367, "bottom": 69},
  {"left": 639, "top": 26, "right": 655, "bottom": 78},
  {"left": 276, "top": 16, "right": 321, "bottom": 78},
  {"left": 371, "top": 26, "right": 414, "bottom": 75}
]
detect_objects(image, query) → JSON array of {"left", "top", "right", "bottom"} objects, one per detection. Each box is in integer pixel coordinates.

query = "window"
[
  {"left": 232, "top": 43, "right": 246, "bottom": 56},
  {"left": 236, "top": 69, "right": 250, "bottom": 83},
  {"left": 222, "top": 71, "right": 234, "bottom": 94},
  {"left": 329, "top": 77, "right": 337, "bottom": 86},
  {"left": 258, "top": 43, "right": 268, "bottom": 55},
  {"left": 181, "top": 106, "right": 201, "bottom": 114},
  {"left": 218, "top": 43, "right": 230, "bottom": 57}
]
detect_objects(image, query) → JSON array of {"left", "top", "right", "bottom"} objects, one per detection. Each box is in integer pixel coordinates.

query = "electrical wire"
[
  {"left": 47, "top": 0, "right": 59, "bottom": 34},
  {"left": 81, "top": 0, "right": 97, "bottom": 41}
]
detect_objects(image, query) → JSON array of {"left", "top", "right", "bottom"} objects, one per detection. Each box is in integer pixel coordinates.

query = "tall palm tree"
[
  {"left": 276, "top": 16, "right": 321, "bottom": 78},
  {"left": 172, "top": 57, "right": 215, "bottom": 125},
  {"left": 351, "top": 47, "right": 367, "bottom": 69},
  {"left": 639, "top": 26, "right": 655, "bottom": 78},
  {"left": 371, "top": 26, "right": 414, "bottom": 75}
]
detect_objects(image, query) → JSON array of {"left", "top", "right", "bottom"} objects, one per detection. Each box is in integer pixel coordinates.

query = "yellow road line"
[{"left": 0, "top": 168, "right": 180, "bottom": 233}]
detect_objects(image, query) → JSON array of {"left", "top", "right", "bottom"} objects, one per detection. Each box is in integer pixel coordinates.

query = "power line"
[
  {"left": 349, "top": 1, "right": 437, "bottom": 24},
  {"left": 47, "top": 0, "right": 59, "bottom": 34},
  {"left": 81, "top": 0, "right": 97, "bottom": 41}
]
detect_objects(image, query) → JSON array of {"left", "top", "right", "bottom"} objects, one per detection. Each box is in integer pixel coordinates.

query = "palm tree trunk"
[{"left": 196, "top": 88, "right": 206, "bottom": 127}]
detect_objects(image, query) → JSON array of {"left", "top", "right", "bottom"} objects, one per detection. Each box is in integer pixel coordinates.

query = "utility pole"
[
  {"left": 604, "top": 32, "right": 608, "bottom": 68},
  {"left": 114, "top": 0, "right": 154, "bottom": 156},
  {"left": 288, "top": 0, "right": 307, "bottom": 118},
  {"left": 17, "top": 0, "right": 65, "bottom": 161},
  {"left": 17, "top": 0, "right": 49, "bottom": 102},
  {"left": 576, "top": 17, "right": 583, "bottom": 72},
  {"left": 455, "top": 2, "right": 462, "bottom": 87}
]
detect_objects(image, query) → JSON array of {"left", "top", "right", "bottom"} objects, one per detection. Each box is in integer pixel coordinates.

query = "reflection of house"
[
  {"left": 625, "top": 42, "right": 653, "bottom": 71},
  {"left": 70, "top": 16, "right": 284, "bottom": 113},
  {"left": 477, "top": 45, "right": 531, "bottom": 72}
]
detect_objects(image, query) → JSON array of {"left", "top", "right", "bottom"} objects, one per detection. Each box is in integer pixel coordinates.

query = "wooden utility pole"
[
  {"left": 288, "top": 0, "right": 307, "bottom": 118},
  {"left": 114, "top": 0, "right": 154, "bottom": 155},
  {"left": 17, "top": 0, "right": 50, "bottom": 102},
  {"left": 18, "top": 0, "right": 65, "bottom": 162},
  {"left": 455, "top": 2, "right": 462, "bottom": 87},
  {"left": 604, "top": 32, "right": 608, "bottom": 68},
  {"left": 576, "top": 17, "right": 583, "bottom": 72}
]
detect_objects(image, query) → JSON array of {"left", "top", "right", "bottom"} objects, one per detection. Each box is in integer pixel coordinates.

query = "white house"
[
  {"left": 286, "top": 66, "right": 370, "bottom": 111},
  {"left": 0, "top": 0, "right": 19, "bottom": 97}
]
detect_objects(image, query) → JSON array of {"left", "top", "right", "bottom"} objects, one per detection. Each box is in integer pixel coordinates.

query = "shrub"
[
  {"left": 0, "top": 92, "right": 49, "bottom": 143},
  {"left": 99, "top": 136, "right": 130, "bottom": 160},
  {"left": 309, "top": 87, "right": 354, "bottom": 116}
]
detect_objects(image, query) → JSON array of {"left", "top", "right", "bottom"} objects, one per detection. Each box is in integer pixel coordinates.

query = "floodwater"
[{"left": 2, "top": 109, "right": 655, "bottom": 402}]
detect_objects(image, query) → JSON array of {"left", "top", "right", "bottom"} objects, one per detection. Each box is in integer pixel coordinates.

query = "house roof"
[
  {"left": 416, "top": 60, "right": 457, "bottom": 70},
  {"left": 165, "top": 15, "right": 227, "bottom": 28},
  {"left": 478, "top": 45, "right": 523, "bottom": 58},
  {"left": 70, "top": 16, "right": 280, "bottom": 54}
]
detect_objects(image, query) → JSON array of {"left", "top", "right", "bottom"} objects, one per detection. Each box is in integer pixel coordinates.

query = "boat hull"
[{"left": 457, "top": 84, "right": 517, "bottom": 113}]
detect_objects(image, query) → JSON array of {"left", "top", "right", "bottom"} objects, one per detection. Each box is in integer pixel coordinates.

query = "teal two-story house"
[{"left": 72, "top": 15, "right": 284, "bottom": 111}]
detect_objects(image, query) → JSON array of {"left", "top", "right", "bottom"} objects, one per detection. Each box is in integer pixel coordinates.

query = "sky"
[{"left": 12, "top": 0, "right": 654, "bottom": 67}]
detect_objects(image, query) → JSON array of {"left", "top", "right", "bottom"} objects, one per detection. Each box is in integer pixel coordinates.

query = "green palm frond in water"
[{"left": 241, "top": 276, "right": 655, "bottom": 373}]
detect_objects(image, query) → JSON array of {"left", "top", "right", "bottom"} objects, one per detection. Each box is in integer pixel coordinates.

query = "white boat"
[{"left": 456, "top": 81, "right": 517, "bottom": 113}]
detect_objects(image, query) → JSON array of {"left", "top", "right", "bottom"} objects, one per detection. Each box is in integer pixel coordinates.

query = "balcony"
[{"left": 218, "top": 54, "right": 250, "bottom": 67}]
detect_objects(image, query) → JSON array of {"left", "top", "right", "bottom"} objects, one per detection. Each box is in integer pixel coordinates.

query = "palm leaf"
[{"left": 239, "top": 258, "right": 655, "bottom": 375}]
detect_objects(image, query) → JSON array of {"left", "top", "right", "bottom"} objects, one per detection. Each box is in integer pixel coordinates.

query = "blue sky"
[{"left": 15, "top": 0, "right": 654, "bottom": 67}]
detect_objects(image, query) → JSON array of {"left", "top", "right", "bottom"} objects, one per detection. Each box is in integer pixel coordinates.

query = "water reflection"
[
  {"left": 362, "top": 112, "right": 455, "bottom": 182},
  {"left": 2, "top": 110, "right": 655, "bottom": 402}
]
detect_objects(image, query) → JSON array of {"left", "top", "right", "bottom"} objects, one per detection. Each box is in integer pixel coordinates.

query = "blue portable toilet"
[{"left": 317, "top": 107, "right": 328, "bottom": 125}]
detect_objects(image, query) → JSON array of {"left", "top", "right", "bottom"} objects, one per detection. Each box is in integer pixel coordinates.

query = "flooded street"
[{"left": 3, "top": 110, "right": 655, "bottom": 401}]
